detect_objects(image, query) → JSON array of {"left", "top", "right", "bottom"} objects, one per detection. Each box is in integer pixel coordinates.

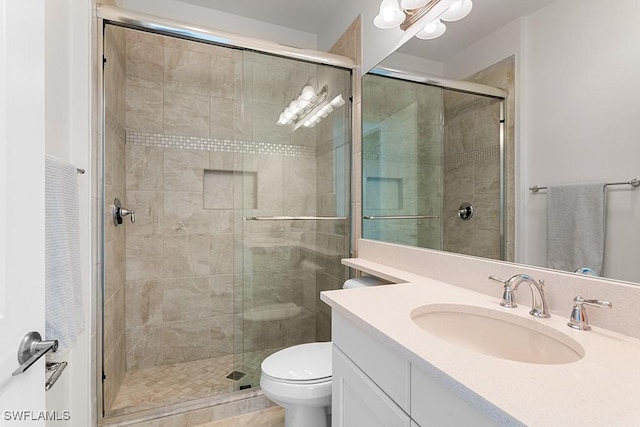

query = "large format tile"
[
  {"left": 126, "top": 40, "right": 164, "bottom": 89},
  {"left": 126, "top": 145, "right": 164, "bottom": 191},
  {"left": 126, "top": 235, "right": 164, "bottom": 281},
  {"left": 163, "top": 148, "right": 209, "bottom": 192},
  {"left": 164, "top": 91, "right": 210, "bottom": 138},
  {"left": 126, "top": 86, "right": 163, "bottom": 133},
  {"left": 164, "top": 48, "right": 210, "bottom": 95},
  {"left": 125, "top": 280, "right": 163, "bottom": 327},
  {"left": 163, "top": 235, "right": 211, "bottom": 278}
]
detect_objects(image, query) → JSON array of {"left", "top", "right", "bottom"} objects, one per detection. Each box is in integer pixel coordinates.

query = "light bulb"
[
  {"left": 374, "top": 0, "right": 405, "bottom": 29},
  {"left": 440, "top": 0, "right": 472, "bottom": 22},
  {"left": 300, "top": 85, "right": 316, "bottom": 101},
  {"left": 415, "top": 19, "right": 446, "bottom": 40},
  {"left": 330, "top": 95, "right": 345, "bottom": 107}
]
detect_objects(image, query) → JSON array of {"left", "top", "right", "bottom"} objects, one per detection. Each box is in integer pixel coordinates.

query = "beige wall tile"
[
  {"left": 164, "top": 191, "right": 212, "bottom": 235},
  {"left": 163, "top": 276, "right": 213, "bottom": 322},
  {"left": 210, "top": 233, "right": 234, "bottom": 275},
  {"left": 162, "top": 316, "right": 233, "bottom": 364},
  {"left": 210, "top": 97, "right": 235, "bottom": 140},
  {"left": 126, "top": 145, "right": 164, "bottom": 191},
  {"left": 163, "top": 148, "right": 209, "bottom": 191},
  {"left": 125, "top": 280, "right": 163, "bottom": 327},
  {"left": 127, "top": 40, "right": 164, "bottom": 89},
  {"left": 164, "top": 48, "right": 210, "bottom": 95},
  {"left": 126, "top": 86, "right": 163, "bottom": 133},
  {"left": 210, "top": 275, "right": 234, "bottom": 317},
  {"left": 163, "top": 235, "right": 211, "bottom": 278},
  {"left": 126, "top": 324, "right": 163, "bottom": 370},
  {"left": 210, "top": 56, "right": 235, "bottom": 100},
  {"left": 164, "top": 91, "right": 210, "bottom": 137},
  {"left": 126, "top": 235, "right": 164, "bottom": 281},
  {"left": 126, "top": 190, "right": 164, "bottom": 235}
]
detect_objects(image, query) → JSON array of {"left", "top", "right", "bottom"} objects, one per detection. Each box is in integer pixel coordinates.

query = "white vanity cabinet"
[{"left": 332, "top": 312, "right": 500, "bottom": 427}]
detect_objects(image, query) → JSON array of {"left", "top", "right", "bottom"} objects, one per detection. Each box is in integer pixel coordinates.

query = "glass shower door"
[{"left": 236, "top": 51, "right": 352, "bottom": 388}]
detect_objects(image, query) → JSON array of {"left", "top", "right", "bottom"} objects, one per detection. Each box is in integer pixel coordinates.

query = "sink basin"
[{"left": 411, "top": 304, "right": 584, "bottom": 365}]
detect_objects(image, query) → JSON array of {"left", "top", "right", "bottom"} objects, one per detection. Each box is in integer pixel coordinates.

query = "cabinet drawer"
[
  {"left": 332, "top": 312, "right": 410, "bottom": 412},
  {"left": 411, "top": 365, "right": 499, "bottom": 427},
  {"left": 333, "top": 346, "right": 411, "bottom": 427}
]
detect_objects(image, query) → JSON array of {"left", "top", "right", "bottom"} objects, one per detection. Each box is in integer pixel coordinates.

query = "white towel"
[
  {"left": 546, "top": 183, "right": 606, "bottom": 275},
  {"left": 45, "top": 156, "right": 84, "bottom": 353}
]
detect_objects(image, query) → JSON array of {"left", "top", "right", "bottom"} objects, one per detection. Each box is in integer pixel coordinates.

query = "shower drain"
[{"left": 226, "top": 370, "right": 246, "bottom": 381}]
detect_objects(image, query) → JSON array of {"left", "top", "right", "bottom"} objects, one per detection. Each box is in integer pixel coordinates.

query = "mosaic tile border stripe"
[
  {"left": 126, "top": 131, "right": 316, "bottom": 158},
  {"left": 444, "top": 145, "right": 500, "bottom": 166},
  {"left": 105, "top": 110, "right": 126, "bottom": 142},
  {"left": 363, "top": 145, "right": 500, "bottom": 167},
  {"left": 363, "top": 151, "right": 441, "bottom": 166}
]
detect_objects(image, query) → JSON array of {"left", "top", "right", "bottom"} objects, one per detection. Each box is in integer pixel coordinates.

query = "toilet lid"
[{"left": 261, "top": 342, "right": 332, "bottom": 381}]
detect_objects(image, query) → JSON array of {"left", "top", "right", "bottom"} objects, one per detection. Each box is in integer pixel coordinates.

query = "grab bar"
[
  {"left": 243, "top": 216, "right": 348, "bottom": 221},
  {"left": 364, "top": 215, "right": 439, "bottom": 220}
]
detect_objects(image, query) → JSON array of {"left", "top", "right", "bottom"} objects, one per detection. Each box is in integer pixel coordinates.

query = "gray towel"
[
  {"left": 546, "top": 183, "right": 606, "bottom": 275},
  {"left": 45, "top": 156, "right": 84, "bottom": 353}
]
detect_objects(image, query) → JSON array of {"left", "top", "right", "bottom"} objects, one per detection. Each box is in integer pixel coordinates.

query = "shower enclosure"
[
  {"left": 362, "top": 71, "right": 507, "bottom": 260},
  {"left": 101, "top": 19, "right": 351, "bottom": 417}
]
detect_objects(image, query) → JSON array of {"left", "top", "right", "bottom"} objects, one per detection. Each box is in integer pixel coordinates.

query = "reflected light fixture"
[
  {"left": 374, "top": 0, "right": 472, "bottom": 41},
  {"left": 276, "top": 79, "right": 346, "bottom": 130}
]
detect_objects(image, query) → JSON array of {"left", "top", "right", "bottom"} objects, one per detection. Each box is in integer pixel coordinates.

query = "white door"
[{"left": 0, "top": 0, "right": 47, "bottom": 420}]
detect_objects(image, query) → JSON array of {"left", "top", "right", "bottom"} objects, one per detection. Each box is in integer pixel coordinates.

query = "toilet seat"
[{"left": 261, "top": 342, "right": 332, "bottom": 382}]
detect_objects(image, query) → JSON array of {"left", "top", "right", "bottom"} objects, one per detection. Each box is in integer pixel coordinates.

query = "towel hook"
[{"left": 112, "top": 198, "right": 135, "bottom": 226}]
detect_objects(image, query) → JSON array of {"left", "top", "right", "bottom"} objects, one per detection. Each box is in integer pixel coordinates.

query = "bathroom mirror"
[{"left": 362, "top": 0, "right": 640, "bottom": 284}]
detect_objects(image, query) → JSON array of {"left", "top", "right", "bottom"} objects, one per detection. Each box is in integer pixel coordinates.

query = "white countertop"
[{"left": 322, "top": 264, "right": 640, "bottom": 426}]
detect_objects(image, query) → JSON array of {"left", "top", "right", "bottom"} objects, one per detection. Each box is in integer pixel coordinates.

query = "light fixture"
[
  {"left": 439, "top": 0, "right": 472, "bottom": 22},
  {"left": 400, "top": 0, "right": 429, "bottom": 9},
  {"left": 276, "top": 80, "right": 346, "bottom": 130},
  {"left": 373, "top": 0, "right": 405, "bottom": 29},
  {"left": 373, "top": 0, "right": 473, "bottom": 41},
  {"left": 415, "top": 19, "right": 446, "bottom": 39}
]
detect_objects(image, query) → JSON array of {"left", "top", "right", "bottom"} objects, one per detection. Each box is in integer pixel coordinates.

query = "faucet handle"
[
  {"left": 567, "top": 296, "right": 612, "bottom": 331},
  {"left": 488, "top": 276, "right": 517, "bottom": 308}
]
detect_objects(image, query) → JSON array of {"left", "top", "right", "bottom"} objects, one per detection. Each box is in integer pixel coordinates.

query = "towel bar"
[{"left": 529, "top": 178, "right": 640, "bottom": 193}]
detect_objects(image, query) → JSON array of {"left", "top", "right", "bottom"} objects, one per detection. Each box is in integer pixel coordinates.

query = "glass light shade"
[
  {"left": 299, "top": 85, "right": 317, "bottom": 101},
  {"left": 415, "top": 19, "right": 446, "bottom": 40},
  {"left": 374, "top": 0, "right": 405, "bottom": 29},
  {"left": 440, "top": 0, "right": 473, "bottom": 22},
  {"left": 400, "top": 0, "right": 430, "bottom": 9}
]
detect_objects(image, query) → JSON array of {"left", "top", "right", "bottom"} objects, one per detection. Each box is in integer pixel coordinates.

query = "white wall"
[
  {"left": 44, "top": 0, "right": 93, "bottom": 426},
  {"left": 120, "top": 0, "right": 318, "bottom": 49},
  {"left": 438, "top": 0, "right": 640, "bottom": 284},
  {"left": 521, "top": 0, "right": 640, "bottom": 283},
  {"left": 379, "top": 52, "right": 444, "bottom": 76}
]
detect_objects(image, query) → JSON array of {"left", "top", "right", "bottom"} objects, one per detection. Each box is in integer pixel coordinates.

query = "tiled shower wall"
[
  {"left": 103, "top": 25, "right": 127, "bottom": 410},
  {"left": 362, "top": 75, "right": 444, "bottom": 249},
  {"left": 442, "top": 56, "right": 515, "bottom": 260},
  {"left": 118, "top": 29, "right": 351, "bottom": 375}
]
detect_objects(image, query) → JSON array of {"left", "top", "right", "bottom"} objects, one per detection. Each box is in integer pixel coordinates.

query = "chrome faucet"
[{"left": 489, "top": 274, "right": 550, "bottom": 318}]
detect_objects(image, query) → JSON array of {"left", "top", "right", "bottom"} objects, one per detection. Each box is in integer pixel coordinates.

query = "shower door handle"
[{"left": 12, "top": 331, "right": 59, "bottom": 376}]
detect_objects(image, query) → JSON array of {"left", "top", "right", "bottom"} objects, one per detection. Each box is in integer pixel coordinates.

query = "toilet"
[{"left": 259, "top": 276, "right": 387, "bottom": 427}]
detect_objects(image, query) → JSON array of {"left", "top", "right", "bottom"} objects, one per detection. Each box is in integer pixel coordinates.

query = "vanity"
[{"left": 321, "top": 242, "right": 640, "bottom": 426}]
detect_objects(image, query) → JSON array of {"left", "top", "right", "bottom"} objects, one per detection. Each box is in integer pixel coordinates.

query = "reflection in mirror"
[
  {"left": 362, "top": 58, "right": 513, "bottom": 261},
  {"left": 363, "top": 0, "right": 640, "bottom": 284}
]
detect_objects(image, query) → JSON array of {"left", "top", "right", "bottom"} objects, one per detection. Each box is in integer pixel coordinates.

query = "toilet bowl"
[
  {"left": 259, "top": 276, "right": 387, "bottom": 427},
  {"left": 260, "top": 342, "right": 333, "bottom": 427}
]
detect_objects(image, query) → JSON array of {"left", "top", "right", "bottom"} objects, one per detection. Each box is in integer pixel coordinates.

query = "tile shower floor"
[{"left": 109, "top": 351, "right": 275, "bottom": 416}]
